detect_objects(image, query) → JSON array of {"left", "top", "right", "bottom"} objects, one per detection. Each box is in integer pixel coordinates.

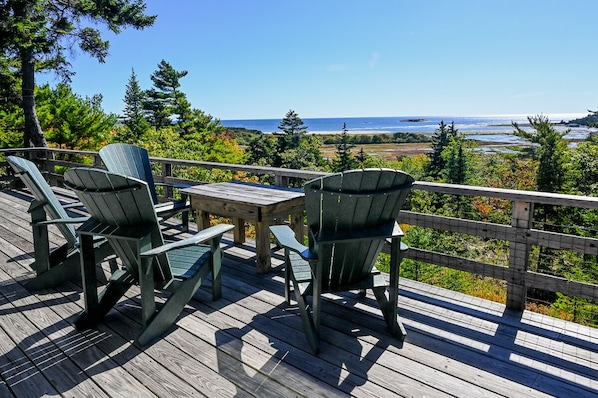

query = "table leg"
[
  {"left": 233, "top": 217, "right": 245, "bottom": 244},
  {"left": 197, "top": 210, "right": 211, "bottom": 230},
  {"left": 290, "top": 211, "right": 304, "bottom": 243},
  {"left": 255, "top": 220, "right": 271, "bottom": 273}
]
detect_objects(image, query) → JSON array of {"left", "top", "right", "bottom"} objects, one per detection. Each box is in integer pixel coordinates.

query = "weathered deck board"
[{"left": 0, "top": 186, "right": 596, "bottom": 397}]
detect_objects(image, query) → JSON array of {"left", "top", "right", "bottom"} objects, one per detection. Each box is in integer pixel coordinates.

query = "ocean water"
[{"left": 221, "top": 113, "right": 591, "bottom": 141}]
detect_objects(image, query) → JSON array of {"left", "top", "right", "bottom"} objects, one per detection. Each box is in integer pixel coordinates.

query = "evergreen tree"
[
  {"left": 246, "top": 110, "right": 324, "bottom": 182},
  {"left": 443, "top": 136, "right": 469, "bottom": 185},
  {"left": 513, "top": 115, "right": 571, "bottom": 291},
  {"left": 513, "top": 115, "right": 568, "bottom": 193},
  {"left": 0, "top": 1, "right": 155, "bottom": 148},
  {"left": 277, "top": 109, "right": 308, "bottom": 152},
  {"left": 121, "top": 68, "right": 149, "bottom": 142},
  {"left": 356, "top": 147, "right": 370, "bottom": 167},
  {"left": 36, "top": 83, "right": 117, "bottom": 150},
  {"left": 427, "top": 121, "right": 458, "bottom": 179},
  {"left": 144, "top": 60, "right": 190, "bottom": 131},
  {"left": 247, "top": 134, "right": 278, "bottom": 166},
  {"left": 332, "top": 123, "right": 358, "bottom": 172}
]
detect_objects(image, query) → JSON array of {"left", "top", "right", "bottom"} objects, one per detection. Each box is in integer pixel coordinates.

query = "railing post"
[
  {"left": 92, "top": 154, "right": 103, "bottom": 168},
  {"left": 162, "top": 161, "right": 173, "bottom": 200},
  {"left": 39, "top": 149, "right": 55, "bottom": 185},
  {"left": 507, "top": 200, "right": 533, "bottom": 311},
  {"left": 275, "top": 175, "right": 289, "bottom": 187}
]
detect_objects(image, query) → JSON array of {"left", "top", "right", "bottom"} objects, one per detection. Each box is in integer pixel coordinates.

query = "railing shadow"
[{"left": 397, "top": 287, "right": 598, "bottom": 396}]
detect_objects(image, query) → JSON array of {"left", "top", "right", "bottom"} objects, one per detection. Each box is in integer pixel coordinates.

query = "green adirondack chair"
[
  {"left": 269, "top": 168, "right": 414, "bottom": 354},
  {"left": 99, "top": 143, "right": 192, "bottom": 231},
  {"left": 7, "top": 156, "right": 112, "bottom": 291},
  {"left": 64, "top": 167, "right": 233, "bottom": 346}
]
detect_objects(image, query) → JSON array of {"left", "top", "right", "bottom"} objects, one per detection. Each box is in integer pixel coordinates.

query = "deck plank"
[{"left": 0, "top": 186, "right": 596, "bottom": 397}]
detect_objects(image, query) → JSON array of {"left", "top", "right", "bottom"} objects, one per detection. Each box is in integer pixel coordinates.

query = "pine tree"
[
  {"left": 443, "top": 137, "right": 468, "bottom": 185},
  {"left": 121, "top": 69, "right": 149, "bottom": 142},
  {"left": 332, "top": 123, "right": 358, "bottom": 172},
  {"left": 144, "top": 60, "right": 190, "bottom": 131},
  {"left": 277, "top": 109, "right": 308, "bottom": 152},
  {"left": 513, "top": 115, "right": 568, "bottom": 193},
  {"left": 356, "top": 147, "right": 370, "bottom": 167},
  {"left": 427, "top": 121, "right": 458, "bottom": 179}
]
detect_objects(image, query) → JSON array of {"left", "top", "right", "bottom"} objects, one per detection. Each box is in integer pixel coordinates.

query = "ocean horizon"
[{"left": 221, "top": 113, "right": 589, "bottom": 135}]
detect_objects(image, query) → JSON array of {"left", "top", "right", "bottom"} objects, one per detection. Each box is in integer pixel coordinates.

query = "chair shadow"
[
  {"left": 208, "top": 266, "right": 403, "bottom": 396},
  {"left": 0, "top": 279, "right": 132, "bottom": 397}
]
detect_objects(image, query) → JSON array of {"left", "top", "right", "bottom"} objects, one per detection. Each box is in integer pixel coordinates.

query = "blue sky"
[{"left": 48, "top": 0, "right": 598, "bottom": 120}]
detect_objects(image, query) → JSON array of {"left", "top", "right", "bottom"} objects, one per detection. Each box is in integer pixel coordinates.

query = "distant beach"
[{"left": 221, "top": 114, "right": 592, "bottom": 142}]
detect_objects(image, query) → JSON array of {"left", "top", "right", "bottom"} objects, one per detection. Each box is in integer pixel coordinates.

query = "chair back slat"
[
  {"left": 64, "top": 168, "right": 172, "bottom": 282},
  {"left": 99, "top": 143, "right": 159, "bottom": 204},
  {"left": 7, "top": 156, "right": 77, "bottom": 246},
  {"left": 304, "top": 168, "right": 414, "bottom": 288}
]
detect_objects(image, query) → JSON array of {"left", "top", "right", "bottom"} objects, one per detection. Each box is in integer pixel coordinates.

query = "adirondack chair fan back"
[
  {"left": 64, "top": 167, "right": 233, "bottom": 345},
  {"left": 270, "top": 168, "right": 414, "bottom": 354},
  {"left": 99, "top": 143, "right": 191, "bottom": 231},
  {"left": 305, "top": 169, "right": 413, "bottom": 289},
  {"left": 7, "top": 156, "right": 112, "bottom": 290},
  {"left": 64, "top": 167, "right": 170, "bottom": 283}
]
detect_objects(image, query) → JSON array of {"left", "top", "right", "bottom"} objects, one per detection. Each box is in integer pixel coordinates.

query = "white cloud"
[{"left": 369, "top": 51, "right": 380, "bottom": 69}]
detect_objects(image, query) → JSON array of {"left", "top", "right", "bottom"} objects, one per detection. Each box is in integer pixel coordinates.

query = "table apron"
[{"left": 190, "top": 198, "right": 303, "bottom": 222}]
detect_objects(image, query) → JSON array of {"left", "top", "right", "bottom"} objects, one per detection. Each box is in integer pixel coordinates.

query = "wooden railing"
[{"left": 2, "top": 147, "right": 598, "bottom": 312}]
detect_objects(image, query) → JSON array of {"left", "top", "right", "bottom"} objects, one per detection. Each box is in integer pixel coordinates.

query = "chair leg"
[
  {"left": 137, "top": 261, "right": 212, "bottom": 346},
  {"left": 373, "top": 236, "right": 407, "bottom": 341},
  {"left": 373, "top": 286, "right": 406, "bottom": 341},
  {"left": 25, "top": 250, "right": 80, "bottom": 291},
  {"left": 284, "top": 250, "right": 292, "bottom": 304},
  {"left": 74, "top": 271, "right": 134, "bottom": 330},
  {"left": 291, "top": 274, "right": 320, "bottom": 354},
  {"left": 210, "top": 242, "right": 223, "bottom": 301},
  {"left": 26, "top": 238, "right": 114, "bottom": 291}
]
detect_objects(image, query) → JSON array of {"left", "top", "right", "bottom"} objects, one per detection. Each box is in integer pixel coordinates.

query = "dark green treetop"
[
  {"left": 144, "top": 59, "right": 191, "bottom": 132},
  {"left": 427, "top": 120, "right": 458, "bottom": 179},
  {"left": 120, "top": 68, "right": 149, "bottom": 142},
  {"left": 278, "top": 109, "right": 308, "bottom": 152},
  {"left": 513, "top": 115, "right": 568, "bottom": 193},
  {"left": 332, "top": 123, "right": 358, "bottom": 172}
]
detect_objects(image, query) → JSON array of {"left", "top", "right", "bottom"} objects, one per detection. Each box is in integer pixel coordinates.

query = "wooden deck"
[{"left": 0, "top": 186, "right": 596, "bottom": 398}]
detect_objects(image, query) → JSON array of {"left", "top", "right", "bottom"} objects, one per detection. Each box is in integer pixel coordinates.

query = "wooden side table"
[{"left": 181, "top": 181, "right": 305, "bottom": 272}]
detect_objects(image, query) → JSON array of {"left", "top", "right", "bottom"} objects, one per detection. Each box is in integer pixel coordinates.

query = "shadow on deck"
[{"left": 0, "top": 187, "right": 596, "bottom": 397}]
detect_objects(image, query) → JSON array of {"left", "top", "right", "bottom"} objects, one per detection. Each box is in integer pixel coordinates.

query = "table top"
[{"left": 181, "top": 181, "right": 304, "bottom": 207}]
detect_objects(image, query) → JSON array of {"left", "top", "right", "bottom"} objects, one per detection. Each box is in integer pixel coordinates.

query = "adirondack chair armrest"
[
  {"left": 140, "top": 223, "right": 234, "bottom": 257},
  {"left": 33, "top": 216, "right": 89, "bottom": 226},
  {"left": 269, "top": 225, "right": 318, "bottom": 260}
]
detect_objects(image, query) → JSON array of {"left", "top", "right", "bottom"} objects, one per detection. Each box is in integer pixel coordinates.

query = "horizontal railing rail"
[{"left": 2, "top": 147, "right": 597, "bottom": 312}]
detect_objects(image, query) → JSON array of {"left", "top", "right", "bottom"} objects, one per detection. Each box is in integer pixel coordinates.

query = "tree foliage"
[
  {"left": 513, "top": 115, "right": 569, "bottom": 193},
  {"left": 332, "top": 123, "right": 358, "bottom": 172},
  {"left": 0, "top": 0, "right": 155, "bottom": 147},
  {"left": 35, "top": 83, "right": 116, "bottom": 149},
  {"left": 427, "top": 121, "right": 458, "bottom": 179},
  {"left": 144, "top": 59, "right": 190, "bottom": 131},
  {"left": 119, "top": 68, "right": 149, "bottom": 142},
  {"left": 277, "top": 109, "right": 308, "bottom": 152},
  {"left": 246, "top": 110, "right": 324, "bottom": 175}
]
